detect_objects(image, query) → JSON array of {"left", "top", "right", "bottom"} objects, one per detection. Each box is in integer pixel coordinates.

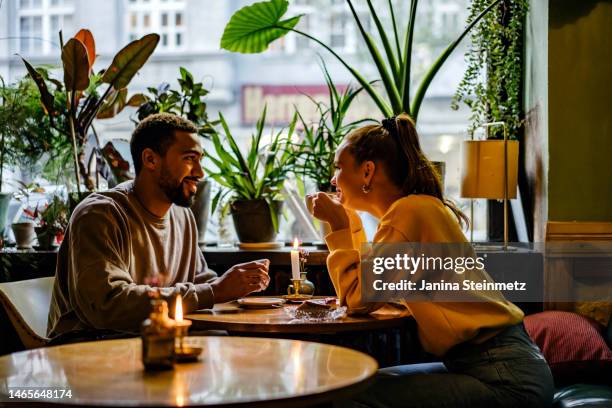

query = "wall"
[{"left": 525, "top": 0, "right": 612, "bottom": 240}]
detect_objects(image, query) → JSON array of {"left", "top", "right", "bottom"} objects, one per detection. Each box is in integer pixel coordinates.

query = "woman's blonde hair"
[{"left": 345, "top": 113, "right": 469, "bottom": 229}]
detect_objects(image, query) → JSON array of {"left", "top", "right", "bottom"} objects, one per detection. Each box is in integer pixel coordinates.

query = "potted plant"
[
  {"left": 130, "top": 67, "right": 219, "bottom": 243},
  {"left": 452, "top": 0, "right": 528, "bottom": 241},
  {"left": 0, "top": 72, "right": 75, "bottom": 238},
  {"left": 206, "top": 108, "right": 298, "bottom": 243},
  {"left": 11, "top": 182, "right": 45, "bottom": 250},
  {"left": 33, "top": 196, "right": 69, "bottom": 250},
  {"left": 220, "top": 0, "right": 503, "bottom": 121},
  {"left": 293, "top": 63, "right": 372, "bottom": 192},
  {"left": 21, "top": 29, "right": 160, "bottom": 197}
]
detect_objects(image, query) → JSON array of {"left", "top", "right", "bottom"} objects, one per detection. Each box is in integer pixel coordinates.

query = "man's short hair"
[{"left": 130, "top": 113, "right": 198, "bottom": 175}]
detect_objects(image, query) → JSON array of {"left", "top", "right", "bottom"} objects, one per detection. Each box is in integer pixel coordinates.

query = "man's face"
[{"left": 158, "top": 130, "right": 204, "bottom": 207}]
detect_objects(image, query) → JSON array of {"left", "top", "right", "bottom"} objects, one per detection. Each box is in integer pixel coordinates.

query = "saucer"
[
  {"left": 237, "top": 241, "right": 284, "bottom": 250},
  {"left": 237, "top": 297, "right": 286, "bottom": 309}
]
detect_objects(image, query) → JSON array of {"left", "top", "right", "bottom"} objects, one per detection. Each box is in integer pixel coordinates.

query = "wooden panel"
[{"left": 544, "top": 221, "right": 612, "bottom": 311}]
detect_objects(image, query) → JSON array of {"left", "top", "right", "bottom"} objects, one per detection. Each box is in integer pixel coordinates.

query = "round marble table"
[{"left": 0, "top": 336, "right": 377, "bottom": 407}]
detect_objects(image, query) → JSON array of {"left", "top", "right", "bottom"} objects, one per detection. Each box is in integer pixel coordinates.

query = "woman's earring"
[{"left": 362, "top": 184, "right": 371, "bottom": 194}]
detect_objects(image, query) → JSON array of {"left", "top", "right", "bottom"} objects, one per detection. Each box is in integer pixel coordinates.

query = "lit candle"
[
  {"left": 174, "top": 294, "right": 191, "bottom": 353},
  {"left": 175, "top": 294, "right": 183, "bottom": 322},
  {"left": 291, "top": 238, "right": 300, "bottom": 280}
]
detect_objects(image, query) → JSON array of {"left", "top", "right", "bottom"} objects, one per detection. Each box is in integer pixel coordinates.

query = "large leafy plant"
[
  {"left": 452, "top": 0, "right": 528, "bottom": 140},
  {"left": 293, "top": 63, "right": 372, "bottom": 192},
  {"left": 0, "top": 74, "right": 72, "bottom": 190},
  {"left": 131, "top": 67, "right": 219, "bottom": 138},
  {"left": 220, "top": 0, "right": 503, "bottom": 120},
  {"left": 21, "top": 29, "right": 159, "bottom": 193},
  {"left": 206, "top": 108, "right": 298, "bottom": 231}
]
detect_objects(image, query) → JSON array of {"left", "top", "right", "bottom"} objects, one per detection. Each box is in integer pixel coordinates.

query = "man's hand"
[{"left": 210, "top": 259, "right": 270, "bottom": 304}]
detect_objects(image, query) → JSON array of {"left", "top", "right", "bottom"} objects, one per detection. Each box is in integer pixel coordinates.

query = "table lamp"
[{"left": 460, "top": 121, "right": 519, "bottom": 249}]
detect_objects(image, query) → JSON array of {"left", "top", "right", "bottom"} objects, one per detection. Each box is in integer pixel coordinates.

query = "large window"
[
  {"left": 17, "top": 0, "right": 74, "bottom": 55},
  {"left": 125, "top": 0, "right": 186, "bottom": 51}
]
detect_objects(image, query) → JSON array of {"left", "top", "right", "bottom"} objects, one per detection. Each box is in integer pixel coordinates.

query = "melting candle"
[{"left": 290, "top": 238, "right": 300, "bottom": 280}]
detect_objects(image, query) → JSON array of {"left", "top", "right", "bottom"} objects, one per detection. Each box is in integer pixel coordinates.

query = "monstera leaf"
[
  {"left": 102, "top": 33, "right": 159, "bottom": 90},
  {"left": 220, "top": 0, "right": 301, "bottom": 53}
]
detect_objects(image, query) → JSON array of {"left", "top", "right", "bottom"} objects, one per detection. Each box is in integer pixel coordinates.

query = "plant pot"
[
  {"left": 460, "top": 140, "right": 519, "bottom": 199},
  {"left": 35, "top": 227, "right": 58, "bottom": 250},
  {"left": 12, "top": 221, "right": 36, "bottom": 250},
  {"left": 190, "top": 180, "right": 212, "bottom": 244},
  {"left": 0, "top": 193, "right": 11, "bottom": 237},
  {"left": 230, "top": 199, "right": 282, "bottom": 243}
]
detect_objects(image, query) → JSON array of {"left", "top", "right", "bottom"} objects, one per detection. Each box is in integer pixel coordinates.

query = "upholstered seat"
[{"left": 0, "top": 277, "right": 53, "bottom": 349}]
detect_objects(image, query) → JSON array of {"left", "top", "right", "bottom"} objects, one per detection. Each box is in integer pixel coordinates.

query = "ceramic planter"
[
  {"left": 35, "top": 227, "right": 58, "bottom": 250},
  {"left": 12, "top": 221, "right": 36, "bottom": 250},
  {"left": 190, "top": 180, "right": 212, "bottom": 244},
  {"left": 0, "top": 193, "right": 11, "bottom": 237},
  {"left": 230, "top": 199, "right": 281, "bottom": 243}
]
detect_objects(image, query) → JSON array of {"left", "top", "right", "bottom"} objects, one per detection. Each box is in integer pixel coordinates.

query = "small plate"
[
  {"left": 237, "top": 297, "right": 286, "bottom": 309},
  {"left": 238, "top": 241, "right": 284, "bottom": 250}
]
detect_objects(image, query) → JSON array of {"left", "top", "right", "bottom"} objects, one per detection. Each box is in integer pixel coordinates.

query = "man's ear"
[
  {"left": 141, "top": 148, "right": 160, "bottom": 172},
  {"left": 363, "top": 161, "right": 376, "bottom": 184}
]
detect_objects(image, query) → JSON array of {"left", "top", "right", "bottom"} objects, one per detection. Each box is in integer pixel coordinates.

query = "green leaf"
[
  {"left": 19, "top": 57, "right": 57, "bottom": 116},
  {"left": 126, "top": 93, "right": 149, "bottom": 107},
  {"left": 62, "top": 38, "right": 90, "bottom": 91},
  {"left": 102, "top": 33, "right": 160, "bottom": 89},
  {"left": 96, "top": 88, "right": 127, "bottom": 119},
  {"left": 220, "top": 0, "right": 301, "bottom": 53}
]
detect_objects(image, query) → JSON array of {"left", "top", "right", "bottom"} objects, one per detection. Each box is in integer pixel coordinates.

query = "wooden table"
[
  {"left": 0, "top": 336, "right": 377, "bottom": 407},
  {"left": 187, "top": 301, "right": 417, "bottom": 367},
  {"left": 188, "top": 301, "right": 409, "bottom": 334}
]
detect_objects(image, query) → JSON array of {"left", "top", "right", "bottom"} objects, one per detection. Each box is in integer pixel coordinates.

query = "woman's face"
[{"left": 330, "top": 143, "right": 369, "bottom": 210}]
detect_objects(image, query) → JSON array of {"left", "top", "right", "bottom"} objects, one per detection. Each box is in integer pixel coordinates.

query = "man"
[{"left": 47, "top": 113, "right": 270, "bottom": 339}]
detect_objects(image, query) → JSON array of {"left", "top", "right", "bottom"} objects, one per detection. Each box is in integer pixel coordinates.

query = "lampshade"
[{"left": 460, "top": 140, "right": 519, "bottom": 199}]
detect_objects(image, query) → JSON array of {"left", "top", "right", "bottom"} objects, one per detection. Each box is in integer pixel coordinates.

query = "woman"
[{"left": 309, "top": 114, "right": 553, "bottom": 408}]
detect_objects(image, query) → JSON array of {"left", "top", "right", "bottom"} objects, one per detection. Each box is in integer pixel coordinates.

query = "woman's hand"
[{"left": 308, "top": 192, "right": 350, "bottom": 231}]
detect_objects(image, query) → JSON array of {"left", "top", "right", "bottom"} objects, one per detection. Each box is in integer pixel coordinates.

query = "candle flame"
[
  {"left": 293, "top": 237, "right": 299, "bottom": 250},
  {"left": 175, "top": 294, "right": 183, "bottom": 322}
]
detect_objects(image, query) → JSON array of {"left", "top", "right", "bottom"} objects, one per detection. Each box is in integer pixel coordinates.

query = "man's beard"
[{"left": 159, "top": 166, "right": 197, "bottom": 207}]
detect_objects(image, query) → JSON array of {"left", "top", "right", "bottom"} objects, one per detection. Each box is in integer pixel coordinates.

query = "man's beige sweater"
[{"left": 47, "top": 181, "right": 217, "bottom": 338}]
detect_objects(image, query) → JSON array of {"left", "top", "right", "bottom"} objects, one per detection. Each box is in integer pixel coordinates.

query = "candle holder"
[
  {"left": 174, "top": 319, "right": 203, "bottom": 363},
  {"left": 286, "top": 278, "right": 306, "bottom": 300}
]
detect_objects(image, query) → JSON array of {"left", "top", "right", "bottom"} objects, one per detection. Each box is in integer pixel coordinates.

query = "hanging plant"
[{"left": 452, "top": 0, "right": 529, "bottom": 140}]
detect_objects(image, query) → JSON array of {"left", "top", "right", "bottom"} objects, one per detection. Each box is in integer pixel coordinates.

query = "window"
[
  {"left": 125, "top": 0, "right": 186, "bottom": 51},
  {"left": 17, "top": 0, "right": 75, "bottom": 55},
  {"left": 19, "top": 16, "right": 43, "bottom": 54}
]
